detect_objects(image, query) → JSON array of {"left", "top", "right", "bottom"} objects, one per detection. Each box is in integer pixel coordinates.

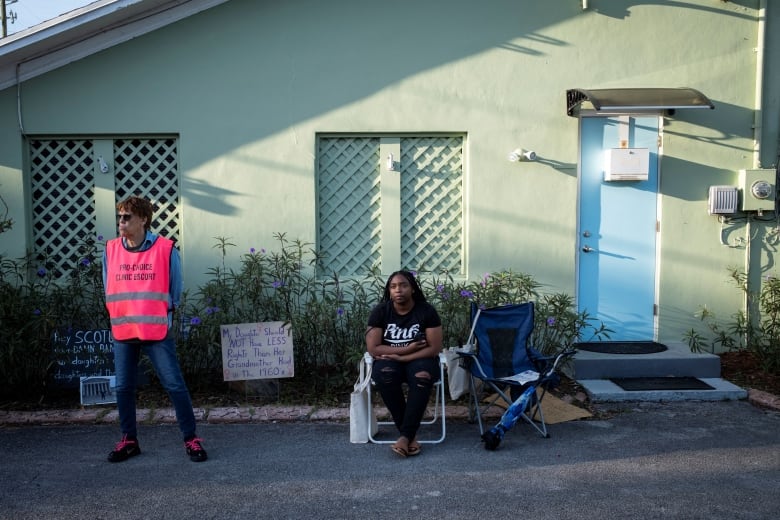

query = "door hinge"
[
  {"left": 653, "top": 304, "right": 658, "bottom": 316},
  {"left": 657, "top": 135, "right": 662, "bottom": 148},
  {"left": 656, "top": 220, "right": 660, "bottom": 232}
]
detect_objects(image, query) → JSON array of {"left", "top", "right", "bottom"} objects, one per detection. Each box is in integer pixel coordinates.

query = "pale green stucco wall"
[{"left": 0, "top": 0, "right": 777, "bottom": 345}]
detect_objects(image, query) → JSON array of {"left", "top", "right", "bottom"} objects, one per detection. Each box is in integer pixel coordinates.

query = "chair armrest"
[
  {"left": 526, "top": 347, "right": 555, "bottom": 372},
  {"left": 527, "top": 346, "right": 555, "bottom": 362}
]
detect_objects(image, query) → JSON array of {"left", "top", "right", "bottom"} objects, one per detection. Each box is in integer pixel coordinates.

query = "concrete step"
[
  {"left": 572, "top": 341, "right": 721, "bottom": 379},
  {"left": 578, "top": 377, "right": 747, "bottom": 403}
]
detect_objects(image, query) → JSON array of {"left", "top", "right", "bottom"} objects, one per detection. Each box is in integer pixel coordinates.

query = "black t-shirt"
[{"left": 367, "top": 300, "right": 442, "bottom": 348}]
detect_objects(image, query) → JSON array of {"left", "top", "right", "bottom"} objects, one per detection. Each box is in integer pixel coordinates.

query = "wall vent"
[{"left": 708, "top": 185, "right": 738, "bottom": 215}]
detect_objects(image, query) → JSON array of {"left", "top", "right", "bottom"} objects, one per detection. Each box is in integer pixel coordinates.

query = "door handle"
[{"left": 582, "top": 245, "right": 594, "bottom": 253}]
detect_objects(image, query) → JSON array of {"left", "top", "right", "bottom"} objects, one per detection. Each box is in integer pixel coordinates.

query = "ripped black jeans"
[{"left": 372, "top": 356, "right": 439, "bottom": 440}]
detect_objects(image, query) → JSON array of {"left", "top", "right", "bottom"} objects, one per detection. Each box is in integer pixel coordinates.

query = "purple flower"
[
  {"left": 33, "top": 309, "right": 41, "bottom": 315},
  {"left": 261, "top": 248, "right": 266, "bottom": 254},
  {"left": 190, "top": 317, "right": 201, "bottom": 325},
  {"left": 272, "top": 280, "right": 284, "bottom": 289},
  {"left": 547, "top": 317, "right": 556, "bottom": 326},
  {"left": 460, "top": 290, "right": 474, "bottom": 298},
  {"left": 36, "top": 268, "right": 46, "bottom": 277},
  {"left": 81, "top": 258, "right": 90, "bottom": 266},
  {"left": 436, "top": 284, "right": 444, "bottom": 293},
  {"left": 250, "top": 247, "right": 256, "bottom": 254},
  {"left": 97, "top": 234, "right": 104, "bottom": 241},
  {"left": 337, "top": 308, "right": 345, "bottom": 316}
]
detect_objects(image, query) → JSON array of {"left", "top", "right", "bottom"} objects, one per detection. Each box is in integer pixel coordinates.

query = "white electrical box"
[
  {"left": 604, "top": 148, "right": 650, "bottom": 182},
  {"left": 739, "top": 169, "right": 776, "bottom": 212},
  {"left": 708, "top": 185, "right": 738, "bottom": 215}
]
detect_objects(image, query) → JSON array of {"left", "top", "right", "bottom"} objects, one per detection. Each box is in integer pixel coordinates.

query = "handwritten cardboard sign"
[
  {"left": 220, "top": 321, "right": 294, "bottom": 381},
  {"left": 51, "top": 329, "right": 115, "bottom": 388}
]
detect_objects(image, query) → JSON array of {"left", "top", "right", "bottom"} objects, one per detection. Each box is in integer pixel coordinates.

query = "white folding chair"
[{"left": 364, "top": 351, "right": 447, "bottom": 444}]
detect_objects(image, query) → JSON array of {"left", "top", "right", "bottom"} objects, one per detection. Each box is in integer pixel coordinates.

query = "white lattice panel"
[
  {"left": 401, "top": 136, "right": 463, "bottom": 273},
  {"left": 29, "top": 139, "right": 98, "bottom": 275},
  {"left": 317, "top": 135, "right": 464, "bottom": 277},
  {"left": 114, "top": 138, "right": 181, "bottom": 244},
  {"left": 28, "top": 137, "right": 181, "bottom": 278},
  {"left": 318, "top": 137, "right": 381, "bottom": 275}
]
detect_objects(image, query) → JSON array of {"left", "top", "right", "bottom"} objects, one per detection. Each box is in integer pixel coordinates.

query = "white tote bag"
[
  {"left": 350, "top": 356, "right": 378, "bottom": 443},
  {"left": 445, "top": 311, "right": 480, "bottom": 400},
  {"left": 445, "top": 346, "right": 471, "bottom": 400}
]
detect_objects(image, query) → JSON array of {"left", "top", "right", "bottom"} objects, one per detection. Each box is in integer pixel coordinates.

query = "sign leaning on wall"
[
  {"left": 51, "top": 329, "right": 115, "bottom": 388},
  {"left": 220, "top": 321, "right": 294, "bottom": 381}
]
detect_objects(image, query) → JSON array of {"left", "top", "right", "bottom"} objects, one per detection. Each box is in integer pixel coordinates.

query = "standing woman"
[
  {"left": 366, "top": 270, "right": 443, "bottom": 457},
  {"left": 103, "top": 196, "right": 206, "bottom": 463}
]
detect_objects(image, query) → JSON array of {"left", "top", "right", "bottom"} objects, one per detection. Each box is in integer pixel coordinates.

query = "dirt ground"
[{"left": 719, "top": 350, "right": 780, "bottom": 396}]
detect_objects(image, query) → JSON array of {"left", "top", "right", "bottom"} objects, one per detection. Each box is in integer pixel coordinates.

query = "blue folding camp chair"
[{"left": 457, "top": 302, "right": 575, "bottom": 450}]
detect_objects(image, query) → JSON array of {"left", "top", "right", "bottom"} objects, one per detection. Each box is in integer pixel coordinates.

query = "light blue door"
[{"left": 577, "top": 116, "right": 659, "bottom": 340}]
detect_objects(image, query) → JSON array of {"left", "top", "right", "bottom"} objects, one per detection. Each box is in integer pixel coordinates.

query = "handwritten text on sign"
[
  {"left": 220, "top": 321, "right": 294, "bottom": 381},
  {"left": 51, "top": 329, "right": 115, "bottom": 388}
]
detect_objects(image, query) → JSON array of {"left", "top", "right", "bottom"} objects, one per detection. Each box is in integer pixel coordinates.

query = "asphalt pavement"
[{"left": 1, "top": 400, "right": 779, "bottom": 519}]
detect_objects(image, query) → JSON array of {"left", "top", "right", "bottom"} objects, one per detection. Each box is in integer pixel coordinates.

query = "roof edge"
[{"left": 0, "top": 0, "right": 230, "bottom": 91}]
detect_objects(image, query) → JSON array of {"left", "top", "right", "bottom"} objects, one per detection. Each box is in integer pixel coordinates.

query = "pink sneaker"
[
  {"left": 184, "top": 436, "right": 207, "bottom": 462},
  {"left": 107, "top": 434, "right": 140, "bottom": 463}
]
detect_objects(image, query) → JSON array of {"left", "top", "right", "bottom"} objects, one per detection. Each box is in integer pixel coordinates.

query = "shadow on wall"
[
  {"left": 30, "top": 0, "right": 758, "bottom": 173},
  {"left": 593, "top": 0, "right": 757, "bottom": 20}
]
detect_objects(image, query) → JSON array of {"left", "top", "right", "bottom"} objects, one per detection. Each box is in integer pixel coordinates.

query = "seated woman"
[{"left": 365, "top": 270, "right": 443, "bottom": 458}]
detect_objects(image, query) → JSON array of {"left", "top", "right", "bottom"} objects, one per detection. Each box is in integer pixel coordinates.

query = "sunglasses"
[{"left": 117, "top": 214, "right": 134, "bottom": 222}]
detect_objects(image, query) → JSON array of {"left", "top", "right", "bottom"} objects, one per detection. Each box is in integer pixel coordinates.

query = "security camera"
[{"left": 508, "top": 148, "right": 537, "bottom": 162}]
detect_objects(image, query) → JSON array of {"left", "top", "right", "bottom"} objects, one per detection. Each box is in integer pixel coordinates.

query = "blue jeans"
[
  {"left": 113, "top": 332, "right": 197, "bottom": 440},
  {"left": 371, "top": 357, "right": 439, "bottom": 440}
]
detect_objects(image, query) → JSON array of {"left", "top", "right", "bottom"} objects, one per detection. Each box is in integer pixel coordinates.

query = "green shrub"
[
  {"left": 685, "top": 267, "right": 780, "bottom": 373},
  {"left": 1, "top": 231, "right": 607, "bottom": 404},
  {"left": 418, "top": 270, "right": 608, "bottom": 355},
  {"left": 176, "top": 239, "right": 609, "bottom": 401},
  {"left": 176, "top": 233, "right": 377, "bottom": 398},
  {"left": 0, "top": 235, "right": 107, "bottom": 398}
]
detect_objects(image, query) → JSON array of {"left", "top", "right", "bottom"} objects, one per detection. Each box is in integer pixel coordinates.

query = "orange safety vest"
[{"left": 105, "top": 236, "right": 174, "bottom": 341}]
